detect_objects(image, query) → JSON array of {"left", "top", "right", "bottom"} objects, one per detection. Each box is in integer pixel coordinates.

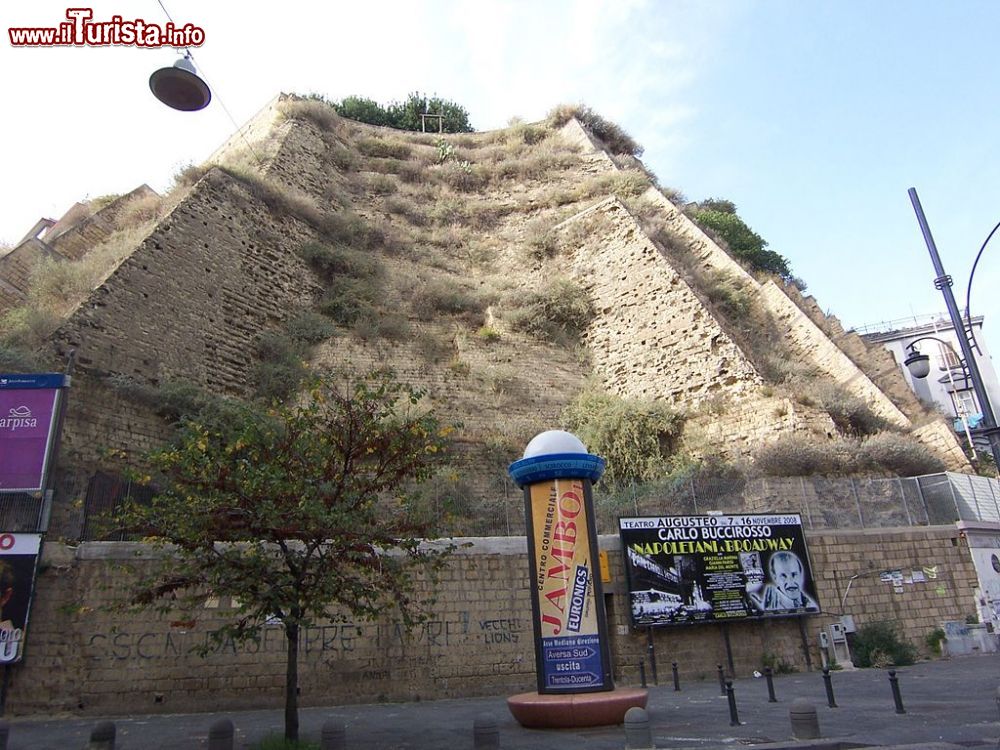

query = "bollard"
[
  {"left": 672, "top": 661, "right": 680, "bottom": 692},
  {"left": 765, "top": 666, "right": 777, "bottom": 703},
  {"left": 473, "top": 714, "right": 499, "bottom": 750},
  {"left": 789, "top": 699, "right": 821, "bottom": 739},
  {"left": 717, "top": 664, "right": 726, "bottom": 696},
  {"left": 624, "top": 706, "right": 653, "bottom": 750},
  {"left": 0, "top": 721, "right": 8, "bottom": 750},
  {"left": 638, "top": 659, "right": 647, "bottom": 688},
  {"left": 207, "top": 718, "right": 234, "bottom": 750},
  {"left": 321, "top": 719, "right": 346, "bottom": 750},
  {"left": 888, "top": 670, "right": 906, "bottom": 715},
  {"left": 822, "top": 667, "right": 837, "bottom": 708},
  {"left": 725, "top": 680, "right": 740, "bottom": 726},
  {"left": 88, "top": 721, "right": 116, "bottom": 750}
]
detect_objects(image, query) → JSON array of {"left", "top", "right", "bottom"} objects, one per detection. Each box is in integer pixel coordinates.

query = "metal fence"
[
  {"left": 420, "top": 470, "right": 1000, "bottom": 537},
  {"left": 4, "top": 470, "right": 997, "bottom": 540}
]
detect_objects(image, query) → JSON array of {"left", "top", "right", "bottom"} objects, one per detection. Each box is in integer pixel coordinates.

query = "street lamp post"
[
  {"left": 908, "top": 188, "right": 1000, "bottom": 472},
  {"left": 902, "top": 336, "right": 980, "bottom": 458}
]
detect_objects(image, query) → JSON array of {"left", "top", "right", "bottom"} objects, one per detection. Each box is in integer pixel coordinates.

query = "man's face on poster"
[{"left": 770, "top": 553, "right": 805, "bottom": 600}]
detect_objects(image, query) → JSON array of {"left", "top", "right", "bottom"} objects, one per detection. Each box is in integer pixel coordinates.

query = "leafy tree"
[
  {"left": 116, "top": 370, "right": 455, "bottom": 742},
  {"left": 692, "top": 203, "right": 793, "bottom": 280},
  {"left": 334, "top": 95, "right": 391, "bottom": 127}
]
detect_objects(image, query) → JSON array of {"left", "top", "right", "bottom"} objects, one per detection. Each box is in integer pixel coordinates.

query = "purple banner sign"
[{"left": 0, "top": 387, "right": 60, "bottom": 492}]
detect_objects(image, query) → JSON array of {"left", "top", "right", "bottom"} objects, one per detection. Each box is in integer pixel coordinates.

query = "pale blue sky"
[{"left": 3, "top": 1, "right": 999, "bottom": 354}]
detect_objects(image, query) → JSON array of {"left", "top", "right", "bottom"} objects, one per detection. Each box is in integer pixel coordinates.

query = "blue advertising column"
[{"left": 509, "top": 430, "right": 613, "bottom": 694}]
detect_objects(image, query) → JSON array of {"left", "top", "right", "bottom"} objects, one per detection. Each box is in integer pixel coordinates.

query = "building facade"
[{"left": 859, "top": 313, "right": 1000, "bottom": 452}]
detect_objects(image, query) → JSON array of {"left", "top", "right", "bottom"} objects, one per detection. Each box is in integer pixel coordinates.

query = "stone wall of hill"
[{"left": 5, "top": 525, "right": 976, "bottom": 716}]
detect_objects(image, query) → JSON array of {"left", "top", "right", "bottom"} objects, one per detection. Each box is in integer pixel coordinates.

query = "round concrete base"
[{"left": 507, "top": 688, "right": 648, "bottom": 728}]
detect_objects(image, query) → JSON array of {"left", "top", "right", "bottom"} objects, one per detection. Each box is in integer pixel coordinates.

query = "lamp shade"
[
  {"left": 149, "top": 56, "right": 211, "bottom": 111},
  {"left": 904, "top": 349, "right": 931, "bottom": 379}
]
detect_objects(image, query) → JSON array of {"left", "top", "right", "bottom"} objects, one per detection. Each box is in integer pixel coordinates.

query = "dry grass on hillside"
[{"left": 1, "top": 219, "right": 160, "bottom": 348}]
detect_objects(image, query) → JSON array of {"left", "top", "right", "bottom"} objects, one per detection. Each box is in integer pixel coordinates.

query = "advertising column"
[{"left": 509, "top": 430, "right": 613, "bottom": 694}]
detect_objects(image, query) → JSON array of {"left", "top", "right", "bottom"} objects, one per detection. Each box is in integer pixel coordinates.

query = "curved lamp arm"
[{"left": 903, "top": 336, "right": 967, "bottom": 380}]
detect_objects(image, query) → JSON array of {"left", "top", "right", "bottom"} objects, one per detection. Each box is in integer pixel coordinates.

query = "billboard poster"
[
  {"left": 528, "top": 479, "right": 606, "bottom": 691},
  {"left": 0, "top": 533, "right": 42, "bottom": 663},
  {"left": 0, "top": 373, "right": 66, "bottom": 493},
  {"left": 619, "top": 514, "right": 820, "bottom": 626}
]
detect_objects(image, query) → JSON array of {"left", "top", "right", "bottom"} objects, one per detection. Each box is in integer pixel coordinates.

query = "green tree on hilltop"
[
  {"left": 692, "top": 198, "right": 793, "bottom": 280},
  {"left": 116, "top": 370, "right": 455, "bottom": 742},
  {"left": 318, "top": 92, "right": 473, "bottom": 133}
]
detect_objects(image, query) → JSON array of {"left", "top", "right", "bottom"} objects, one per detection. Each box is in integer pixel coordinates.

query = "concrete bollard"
[
  {"left": 623, "top": 706, "right": 654, "bottom": 750},
  {"left": 790, "top": 699, "right": 820, "bottom": 740},
  {"left": 473, "top": 713, "right": 499, "bottom": 749},
  {"left": 207, "top": 718, "right": 234, "bottom": 750},
  {"left": 321, "top": 719, "right": 346, "bottom": 750},
  {"left": 0, "top": 720, "right": 9, "bottom": 750},
  {"left": 88, "top": 721, "right": 116, "bottom": 750}
]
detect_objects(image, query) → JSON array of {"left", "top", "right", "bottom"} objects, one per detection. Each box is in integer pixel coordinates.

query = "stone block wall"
[
  {"left": 48, "top": 169, "right": 321, "bottom": 394},
  {"left": 565, "top": 198, "right": 763, "bottom": 409},
  {"left": 6, "top": 524, "right": 976, "bottom": 716}
]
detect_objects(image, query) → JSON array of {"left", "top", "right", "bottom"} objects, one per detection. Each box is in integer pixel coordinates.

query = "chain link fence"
[
  {"left": 426, "top": 470, "right": 1000, "bottom": 537},
  {"left": 5, "top": 470, "right": 998, "bottom": 540}
]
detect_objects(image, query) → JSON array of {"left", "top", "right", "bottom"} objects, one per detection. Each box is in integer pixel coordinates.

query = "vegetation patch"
[
  {"left": 563, "top": 388, "right": 684, "bottom": 490},
  {"left": 504, "top": 278, "right": 595, "bottom": 344},
  {"left": 851, "top": 621, "right": 918, "bottom": 668},
  {"left": 547, "top": 104, "right": 643, "bottom": 156},
  {"left": 409, "top": 277, "right": 486, "bottom": 322},
  {"left": 689, "top": 199, "right": 792, "bottom": 280},
  {"left": 753, "top": 433, "right": 946, "bottom": 477},
  {"left": 307, "top": 92, "right": 473, "bottom": 133}
]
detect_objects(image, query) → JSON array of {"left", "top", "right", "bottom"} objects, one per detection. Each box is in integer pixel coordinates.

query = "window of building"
[
  {"left": 936, "top": 347, "right": 963, "bottom": 371},
  {"left": 951, "top": 389, "right": 979, "bottom": 418}
]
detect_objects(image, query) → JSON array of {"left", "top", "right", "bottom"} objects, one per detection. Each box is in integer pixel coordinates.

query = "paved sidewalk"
[{"left": 4, "top": 654, "right": 999, "bottom": 748}]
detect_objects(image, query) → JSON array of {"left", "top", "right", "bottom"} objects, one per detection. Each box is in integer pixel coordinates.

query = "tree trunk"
[{"left": 284, "top": 622, "right": 299, "bottom": 741}]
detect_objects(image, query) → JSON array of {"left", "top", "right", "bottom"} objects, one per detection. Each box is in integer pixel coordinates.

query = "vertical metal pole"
[
  {"left": 765, "top": 666, "right": 777, "bottom": 702},
  {"left": 908, "top": 188, "right": 1000, "bottom": 473},
  {"left": 969, "top": 475, "right": 982, "bottom": 519},
  {"left": 726, "top": 681, "right": 740, "bottom": 726},
  {"left": 797, "top": 617, "right": 813, "bottom": 671},
  {"left": 896, "top": 478, "right": 912, "bottom": 526},
  {"left": 989, "top": 476, "right": 1000, "bottom": 522},
  {"left": 672, "top": 661, "right": 680, "bottom": 691},
  {"left": 822, "top": 667, "right": 837, "bottom": 708},
  {"left": 722, "top": 622, "right": 735, "bottom": 676},
  {"left": 916, "top": 477, "right": 931, "bottom": 525},
  {"left": 503, "top": 474, "right": 510, "bottom": 536},
  {"left": 850, "top": 478, "right": 865, "bottom": 527},
  {"left": 888, "top": 670, "right": 906, "bottom": 714},
  {"left": 800, "top": 477, "right": 814, "bottom": 528},
  {"left": 717, "top": 664, "right": 727, "bottom": 696},
  {"left": 646, "top": 627, "right": 658, "bottom": 685},
  {"left": 638, "top": 660, "right": 647, "bottom": 688},
  {"left": 948, "top": 473, "right": 962, "bottom": 520}
]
